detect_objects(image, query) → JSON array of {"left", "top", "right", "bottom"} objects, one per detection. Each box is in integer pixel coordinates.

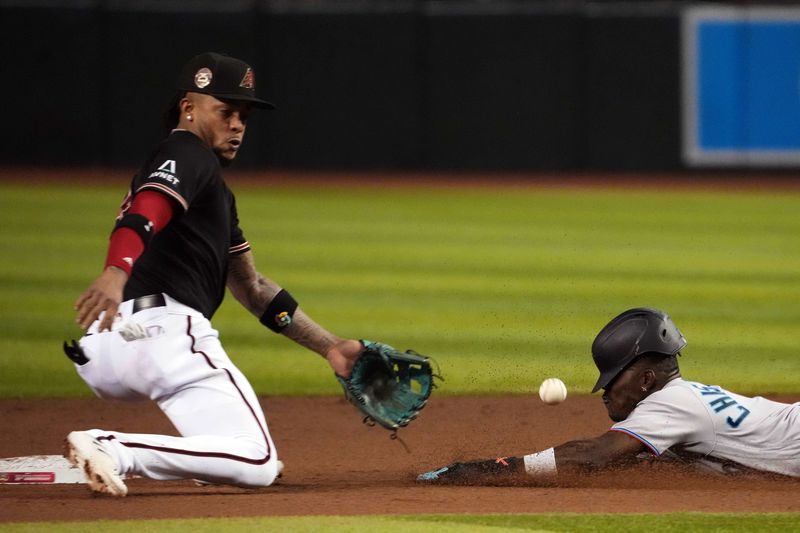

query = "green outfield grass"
[
  {"left": 2, "top": 513, "right": 799, "bottom": 532},
  {"left": 0, "top": 182, "right": 798, "bottom": 397}
]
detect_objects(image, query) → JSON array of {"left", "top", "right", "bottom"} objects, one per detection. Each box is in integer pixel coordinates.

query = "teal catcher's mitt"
[{"left": 337, "top": 340, "right": 436, "bottom": 431}]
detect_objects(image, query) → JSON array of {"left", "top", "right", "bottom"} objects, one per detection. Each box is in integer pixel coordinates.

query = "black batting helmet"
[{"left": 591, "top": 307, "right": 686, "bottom": 393}]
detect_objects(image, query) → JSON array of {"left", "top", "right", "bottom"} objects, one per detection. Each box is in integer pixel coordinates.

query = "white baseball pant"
[{"left": 73, "top": 294, "right": 280, "bottom": 487}]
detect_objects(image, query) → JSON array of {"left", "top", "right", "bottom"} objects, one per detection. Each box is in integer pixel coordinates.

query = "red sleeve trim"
[
  {"left": 229, "top": 241, "right": 251, "bottom": 255},
  {"left": 609, "top": 428, "right": 660, "bottom": 456},
  {"left": 136, "top": 183, "right": 189, "bottom": 211}
]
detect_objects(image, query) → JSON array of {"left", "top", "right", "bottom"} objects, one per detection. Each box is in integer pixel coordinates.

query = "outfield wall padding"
[{"left": 1, "top": 1, "right": 684, "bottom": 171}]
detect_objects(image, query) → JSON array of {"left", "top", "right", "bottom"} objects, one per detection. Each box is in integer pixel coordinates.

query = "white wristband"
[{"left": 523, "top": 448, "right": 557, "bottom": 477}]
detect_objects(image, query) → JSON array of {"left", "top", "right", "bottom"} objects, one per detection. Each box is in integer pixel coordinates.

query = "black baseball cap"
[
  {"left": 590, "top": 307, "right": 686, "bottom": 393},
  {"left": 176, "top": 52, "right": 275, "bottom": 110}
]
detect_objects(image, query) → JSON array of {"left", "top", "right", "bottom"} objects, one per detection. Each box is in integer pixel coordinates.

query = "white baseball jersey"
[{"left": 611, "top": 378, "right": 800, "bottom": 477}]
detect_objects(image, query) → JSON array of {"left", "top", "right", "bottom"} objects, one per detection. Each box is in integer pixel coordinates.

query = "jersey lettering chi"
[
  {"left": 612, "top": 378, "right": 800, "bottom": 477},
  {"left": 690, "top": 383, "right": 751, "bottom": 428}
]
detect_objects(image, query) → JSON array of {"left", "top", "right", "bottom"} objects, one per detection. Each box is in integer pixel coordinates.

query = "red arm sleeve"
[
  {"left": 128, "top": 190, "right": 175, "bottom": 232},
  {"left": 105, "top": 191, "right": 176, "bottom": 275}
]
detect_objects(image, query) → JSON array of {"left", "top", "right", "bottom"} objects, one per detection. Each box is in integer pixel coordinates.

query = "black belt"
[{"left": 132, "top": 294, "right": 166, "bottom": 313}]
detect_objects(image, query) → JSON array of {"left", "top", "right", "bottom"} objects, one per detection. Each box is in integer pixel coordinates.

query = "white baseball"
[{"left": 538, "top": 378, "right": 567, "bottom": 405}]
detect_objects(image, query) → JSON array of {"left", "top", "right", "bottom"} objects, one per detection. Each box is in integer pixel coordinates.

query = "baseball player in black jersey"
[{"left": 63, "top": 52, "right": 363, "bottom": 496}]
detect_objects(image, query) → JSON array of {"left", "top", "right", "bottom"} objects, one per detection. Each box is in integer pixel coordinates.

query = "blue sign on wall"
[{"left": 683, "top": 7, "right": 800, "bottom": 166}]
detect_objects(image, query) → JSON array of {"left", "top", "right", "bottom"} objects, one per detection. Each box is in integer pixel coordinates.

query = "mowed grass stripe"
[
  {"left": 2, "top": 513, "right": 800, "bottom": 532},
  {"left": 0, "top": 183, "right": 797, "bottom": 397}
]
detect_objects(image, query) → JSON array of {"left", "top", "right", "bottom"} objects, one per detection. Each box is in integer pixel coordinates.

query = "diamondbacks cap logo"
[
  {"left": 239, "top": 68, "right": 255, "bottom": 89},
  {"left": 194, "top": 67, "right": 213, "bottom": 89}
]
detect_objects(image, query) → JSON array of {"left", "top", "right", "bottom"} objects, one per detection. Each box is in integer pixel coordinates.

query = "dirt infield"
[
  {"left": 2, "top": 395, "right": 799, "bottom": 522},
  {"left": 2, "top": 169, "right": 799, "bottom": 522}
]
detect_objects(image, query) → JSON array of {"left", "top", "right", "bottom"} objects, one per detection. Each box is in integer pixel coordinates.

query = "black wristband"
[
  {"left": 259, "top": 289, "right": 298, "bottom": 333},
  {"left": 113, "top": 213, "right": 155, "bottom": 247}
]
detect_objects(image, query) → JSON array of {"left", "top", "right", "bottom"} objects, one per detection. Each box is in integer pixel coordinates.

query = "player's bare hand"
[
  {"left": 325, "top": 339, "right": 362, "bottom": 378},
  {"left": 75, "top": 267, "right": 128, "bottom": 331}
]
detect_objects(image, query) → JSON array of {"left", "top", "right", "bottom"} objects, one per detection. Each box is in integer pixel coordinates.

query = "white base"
[{"left": 0, "top": 455, "right": 89, "bottom": 484}]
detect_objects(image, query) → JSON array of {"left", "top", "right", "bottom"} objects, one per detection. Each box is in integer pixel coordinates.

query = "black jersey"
[{"left": 121, "top": 130, "right": 250, "bottom": 318}]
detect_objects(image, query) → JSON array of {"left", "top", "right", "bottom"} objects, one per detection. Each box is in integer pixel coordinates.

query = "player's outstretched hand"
[
  {"left": 74, "top": 267, "right": 128, "bottom": 331},
  {"left": 417, "top": 457, "right": 521, "bottom": 485}
]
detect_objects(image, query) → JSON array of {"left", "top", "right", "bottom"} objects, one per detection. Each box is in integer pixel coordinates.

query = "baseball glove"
[{"left": 336, "top": 340, "right": 437, "bottom": 431}]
